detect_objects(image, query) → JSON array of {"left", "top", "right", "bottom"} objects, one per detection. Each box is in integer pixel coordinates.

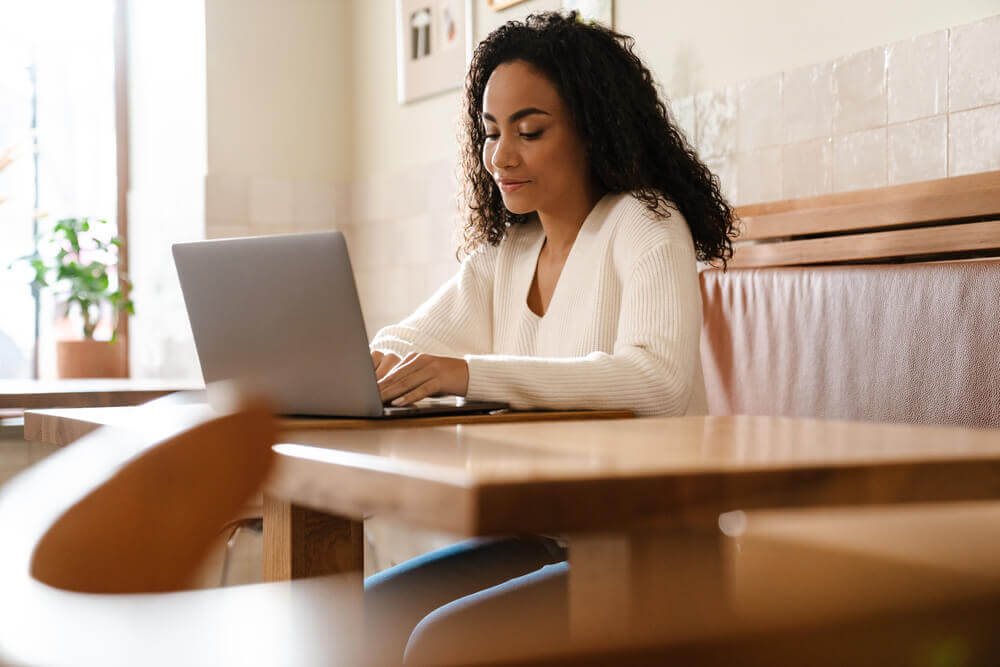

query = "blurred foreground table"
[
  {"left": 0, "top": 378, "right": 202, "bottom": 412},
  {"left": 23, "top": 406, "right": 1000, "bottom": 647}
]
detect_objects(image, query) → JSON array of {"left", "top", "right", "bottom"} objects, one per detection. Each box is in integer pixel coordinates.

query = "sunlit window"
[{"left": 0, "top": 0, "right": 117, "bottom": 378}]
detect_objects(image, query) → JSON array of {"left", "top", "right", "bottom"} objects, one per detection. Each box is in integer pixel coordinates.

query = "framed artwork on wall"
[
  {"left": 396, "top": 0, "right": 474, "bottom": 104},
  {"left": 486, "top": 0, "right": 531, "bottom": 9},
  {"left": 562, "top": 0, "right": 613, "bottom": 27}
]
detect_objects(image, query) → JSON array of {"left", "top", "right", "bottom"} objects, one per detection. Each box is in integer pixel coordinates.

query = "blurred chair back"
[{"left": 0, "top": 389, "right": 363, "bottom": 666}]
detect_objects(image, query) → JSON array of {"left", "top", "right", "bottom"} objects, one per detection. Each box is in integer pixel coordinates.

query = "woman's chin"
[{"left": 500, "top": 194, "right": 536, "bottom": 216}]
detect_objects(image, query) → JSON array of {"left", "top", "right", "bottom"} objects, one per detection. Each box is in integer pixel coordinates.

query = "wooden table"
[
  {"left": 24, "top": 406, "right": 1000, "bottom": 644},
  {"left": 0, "top": 378, "right": 202, "bottom": 411}
]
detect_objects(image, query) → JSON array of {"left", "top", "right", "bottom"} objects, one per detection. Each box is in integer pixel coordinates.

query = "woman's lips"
[{"left": 497, "top": 179, "right": 530, "bottom": 193}]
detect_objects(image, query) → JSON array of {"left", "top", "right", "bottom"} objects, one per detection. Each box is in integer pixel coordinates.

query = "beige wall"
[{"left": 205, "top": 0, "right": 353, "bottom": 182}]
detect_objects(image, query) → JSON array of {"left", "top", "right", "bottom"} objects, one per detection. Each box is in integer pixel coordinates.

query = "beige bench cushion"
[{"left": 700, "top": 259, "right": 1000, "bottom": 428}]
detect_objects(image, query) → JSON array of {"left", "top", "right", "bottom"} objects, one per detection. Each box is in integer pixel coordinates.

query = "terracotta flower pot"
[{"left": 56, "top": 340, "right": 128, "bottom": 379}]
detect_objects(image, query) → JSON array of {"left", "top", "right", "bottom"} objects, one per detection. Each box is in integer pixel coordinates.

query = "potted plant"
[{"left": 16, "top": 217, "right": 134, "bottom": 378}]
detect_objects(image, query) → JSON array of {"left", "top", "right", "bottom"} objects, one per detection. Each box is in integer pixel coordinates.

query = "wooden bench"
[{"left": 700, "top": 169, "right": 1000, "bottom": 623}]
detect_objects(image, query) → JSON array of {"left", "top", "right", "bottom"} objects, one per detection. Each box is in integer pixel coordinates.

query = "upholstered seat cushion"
[{"left": 700, "top": 259, "right": 1000, "bottom": 428}]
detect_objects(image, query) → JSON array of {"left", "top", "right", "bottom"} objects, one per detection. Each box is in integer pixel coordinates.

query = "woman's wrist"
[{"left": 453, "top": 356, "right": 470, "bottom": 397}]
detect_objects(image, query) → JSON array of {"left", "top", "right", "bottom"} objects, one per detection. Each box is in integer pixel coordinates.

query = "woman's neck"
[{"left": 536, "top": 185, "right": 605, "bottom": 257}]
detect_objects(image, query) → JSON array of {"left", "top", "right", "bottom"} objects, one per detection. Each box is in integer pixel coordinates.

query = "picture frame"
[
  {"left": 486, "top": 0, "right": 531, "bottom": 9},
  {"left": 562, "top": 0, "right": 613, "bottom": 27},
  {"left": 395, "top": 0, "right": 475, "bottom": 104}
]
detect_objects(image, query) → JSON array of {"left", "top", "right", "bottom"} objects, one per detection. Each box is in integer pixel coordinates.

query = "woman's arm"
[
  {"left": 369, "top": 246, "right": 497, "bottom": 359},
  {"left": 463, "top": 242, "right": 702, "bottom": 417}
]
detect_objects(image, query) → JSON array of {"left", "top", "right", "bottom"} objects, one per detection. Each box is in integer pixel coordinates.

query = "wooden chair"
[{"left": 0, "top": 387, "right": 362, "bottom": 666}]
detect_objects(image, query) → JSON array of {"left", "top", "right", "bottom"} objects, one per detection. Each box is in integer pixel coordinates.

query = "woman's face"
[{"left": 481, "top": 60, "right": 591, "bottom": 217}]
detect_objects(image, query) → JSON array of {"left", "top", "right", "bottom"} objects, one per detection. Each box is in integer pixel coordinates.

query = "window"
[{"left": 0, "top": 0, "right": 118, "bottom": 378}]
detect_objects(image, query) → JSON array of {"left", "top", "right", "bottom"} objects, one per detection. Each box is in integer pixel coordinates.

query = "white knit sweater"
[{"left": 370, "top": 192, "right": 708, "bottom": 417}]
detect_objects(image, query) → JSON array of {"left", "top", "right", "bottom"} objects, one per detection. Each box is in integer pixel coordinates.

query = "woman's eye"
[
  {"left": 519, "top": 131, "right": 542, "bottom": 140},
  {"left": 484, "top": 132, "right": 499, "bottom": 140}
]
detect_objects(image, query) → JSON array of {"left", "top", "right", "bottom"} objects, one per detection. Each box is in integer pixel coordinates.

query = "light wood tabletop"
[
  {"left": 0, "top": 378, "right": 203, "bottom": 410},
  {"left": 22, "top": 404, "right": 1000, "bottom": 642}
]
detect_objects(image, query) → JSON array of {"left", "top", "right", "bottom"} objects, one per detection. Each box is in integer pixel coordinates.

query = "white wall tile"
[
  {"left": 204, "top": 172, "right": 248, "bottom": 223},
  {"left": 832, "top": 46, "right": 887, "bottom": 135},
  {"left": 738, "top": 74, "right": 782, "bottom": 151},
  {"left": 353, "top": 269, "right": 385, "bottom": 328},
  {"left": 832, "top": 127, "right": 887, "bottom": 193},
  {"left": 705, "top": 154, "right": 738, "bottom": 204},
  {"left": 331, "top": 182, "right": 351, "bottom": 227},
  {"left": 888, "top": 116, "right": 947, "bottom": 185},
  {"left": 382, "top": 265, "right": 414, "bottom": 323},
  {"left": 352, "top": 176, "right": 388, "bottom": 223},
  {"left": 950, "top": 14, "right": 1000, "bottom": 111},
  {"left": 204, "top": 220, "right": 250, "bottom": 239},
  {"left": 249, "top": 176, "right": 293, "bottom": 225},
  {"left": 349, "top": 221, "right": 382, "bottom": 271},
  {"left": 292, "top": 180, "right": 335, "bottom": 228},
  {"left": 782, "top": 62, "right": 835, "bottom": 143},
  {"left": 425, "top": 157, "right": 460, "bottom": 216},
  {"left": 782, "top": 138, "right": 833, "bottom": 199},
  {"left": 248, "top": 222, "right": 297, "bottom": 236},
  {"left": 427, "top": 215, "right": 461, "bottom": 260},
  {"left": 695, "top": 86, "right": 737, "bottom": 159},
  {"left": 949, "top": 104, "right": 1000, "bottom": 176},
  {"left": 670, "top": 95, "right": 696, "bottom": 147},
  {"left": 403, "top": 265, "right": 431, "bottom": 315},
  {"left": 887, "top": 30, "right": 948, "bottom": 123},
  {"left": 385, "top": 167, "right": 430, "bottom": 221},
  {"left": 736, "top": 147, "right": 782, "bottom": 205},
  {"left": 393, "top": 215, "right": 434, "bottom": 266}
]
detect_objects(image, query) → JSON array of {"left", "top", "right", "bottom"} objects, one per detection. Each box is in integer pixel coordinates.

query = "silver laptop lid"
[{"left": 172, "top": 231, "right": 383, "bottom": 417}]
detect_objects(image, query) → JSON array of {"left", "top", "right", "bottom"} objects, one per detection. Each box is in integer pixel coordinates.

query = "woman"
[{"left": 366, "top": 11, "right": 737, "bottom": 664}]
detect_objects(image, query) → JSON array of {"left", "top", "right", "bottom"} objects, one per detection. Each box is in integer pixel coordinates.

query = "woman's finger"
[
  {"left": 379, "top": 368, "right": 434, "bottom": 403},
  {"left": 379, "top": 359, "right": 435, "bottom": 402},
  {"left": 375, "top": 353, "right": 401, "bottom": 381},
  {"left": 389, "top": 377, "right": 441, "bottom": 406}
]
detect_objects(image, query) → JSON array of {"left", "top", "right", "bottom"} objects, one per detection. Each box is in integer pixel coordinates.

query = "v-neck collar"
[{"left": 521, "top": 193, "right": 617, "bottom": 320}]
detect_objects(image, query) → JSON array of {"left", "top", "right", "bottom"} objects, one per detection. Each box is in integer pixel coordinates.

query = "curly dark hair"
[{"left": 459, "top": 11, "right": 738, "bottom": 267}]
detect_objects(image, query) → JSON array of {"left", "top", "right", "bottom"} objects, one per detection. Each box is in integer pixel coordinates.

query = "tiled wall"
[
  {"left": 205, "top": 158, "right": 465, "bottom": 336},
  {"left": 670, "top": 14, "right": 1000, "bottom": 205}
]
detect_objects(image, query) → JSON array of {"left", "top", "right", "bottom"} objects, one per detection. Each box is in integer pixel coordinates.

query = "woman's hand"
[
  {"left": 375, "top": 352, "right": 469, "bottom": 406},
  {"left": 371, "top": 350, "right": 402, "bottom": 382}
]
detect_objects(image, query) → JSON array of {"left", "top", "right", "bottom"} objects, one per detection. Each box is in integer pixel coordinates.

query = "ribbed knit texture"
[{"left": 370, "top": 192, "right": 708, "bottom": 417}]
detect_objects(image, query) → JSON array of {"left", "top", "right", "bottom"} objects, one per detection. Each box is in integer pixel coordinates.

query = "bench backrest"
[{"left": 699, "top": 260, "right": 1000, "bottom": 428}]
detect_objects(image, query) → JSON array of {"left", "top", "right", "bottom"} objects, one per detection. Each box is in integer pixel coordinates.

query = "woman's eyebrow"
[{"left": 482, "top": 107, "right": 551, "bottom": 123}]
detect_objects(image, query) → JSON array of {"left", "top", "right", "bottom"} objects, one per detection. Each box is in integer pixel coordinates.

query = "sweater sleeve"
[
  {"left": 464, "top": 241, "right": 701, "bottom": 417},
  {"left": 369, "top": 246, "right": 496, "bottom": 358}
]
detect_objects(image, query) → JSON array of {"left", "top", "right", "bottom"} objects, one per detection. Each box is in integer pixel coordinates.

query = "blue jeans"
[{"left": 364, "top": 535, "right": 569, "bottom": 665}]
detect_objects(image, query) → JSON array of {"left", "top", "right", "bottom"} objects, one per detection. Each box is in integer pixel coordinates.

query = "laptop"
[{"left": 172, "top": 231, "right": 508, "bottom": 418}]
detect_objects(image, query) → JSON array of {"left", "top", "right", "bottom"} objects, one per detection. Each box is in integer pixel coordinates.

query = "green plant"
[{"left": 15, "top": 217, "right": 134, "bottom": 341}]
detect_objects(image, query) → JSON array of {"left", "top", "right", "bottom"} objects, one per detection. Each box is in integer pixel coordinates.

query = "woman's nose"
[{"left": 491, "top": 135, "right": 519, "bottom": 170}]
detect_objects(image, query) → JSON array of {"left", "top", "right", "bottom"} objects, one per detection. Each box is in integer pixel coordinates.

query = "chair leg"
[
  {"left": 220, "top": 517, "right": 264, "bottom": 587},
  {"left": 219, "top": 523, "right": 242, "bottom": 587}
]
